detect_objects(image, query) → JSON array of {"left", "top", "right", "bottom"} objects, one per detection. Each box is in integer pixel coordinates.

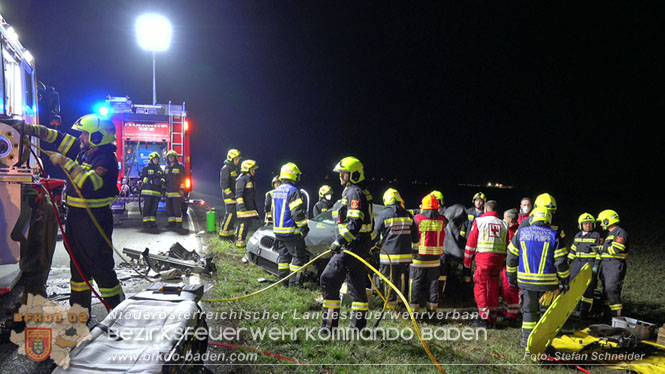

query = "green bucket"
[{"left": 206, "top": 210, "right": 217, "bottom": 232}]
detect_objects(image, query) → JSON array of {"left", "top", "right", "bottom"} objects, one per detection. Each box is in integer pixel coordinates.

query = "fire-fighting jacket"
[
  {"left": 567, "top": 231, "right": 602, "bottom": 261},
  {"left": 442, "top": 204, "right": 467, "bottom": 260},
  {"left": 272, "top": 182, "right": 308, "bottom": 237},
  {"left": 519, "top": 215, "right": 566, "bottom": 240},
  {"left": 462, "top": 206, "right": 483, "bottom": 237},
  {"left": 600, "top": 226, "right": 628, "bottom": 261},
  {"left": 235, "top": 173, "right": 258, "bottom": 218},
  {"left": 506, "top": 221, "right": 570, "bottom": 291},
  {"left": 43, "top": 129, "right": 119, "bottom": 208},
  {"left": 332, "top": 183, "right": 374, "bottom": 252},
  {"left": 412, "top": 210, "right": 446, "bottom": 268},
  {"left": 220, "top": 160, "right": 239, "bottom": 205},
  {"left": 264, "top": 189, "right": 275, "bottom": 224},
  {"left": 464, "top": 211, "right": 509, "bottom": 268},
  {"left": 140, "top": 162, "right": 163, "bottom": 197},
  {"left": 164, "top": 160, "right": 185, "bottom": 197},
  {"left": 313, "top": 199, "right": 334, "bottom": 218},
  {"left": 374, "top": 203, "right": 418, "bottom": 264}
]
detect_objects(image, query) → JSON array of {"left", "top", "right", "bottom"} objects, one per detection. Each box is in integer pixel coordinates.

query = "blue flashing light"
[{"left": 93, "top": 102, "right": 112, "bottom": 118}]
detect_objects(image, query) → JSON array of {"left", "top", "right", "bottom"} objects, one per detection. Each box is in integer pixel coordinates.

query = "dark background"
[{"left": 3, "top": 1, "right": 663, "bottom": 228}]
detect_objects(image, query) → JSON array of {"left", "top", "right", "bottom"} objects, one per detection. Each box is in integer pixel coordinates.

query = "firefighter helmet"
[
  {"left": 597, "top": 209, "right": 620, "bottom": 229},
  {"left": 279, "top": 162, "right": 301, "bottom": 182},
  {"left": 241, "top": 159, "right": 257, "bottom": 173},
  {"left": 226, "top": 149, "right": 241, "bottom": 162},
  {"left": 472, "top": 192, "right": 486, "bottom": 203},
  {"left": 166, "top": 150, "right": 178, "bottom": 159},
  {"left": 421, "top": 194, "right": 439, "bottom": 210},
  {"left": 333, "top": 156, "right": 365, "bottom": 184},
  {"left": 430, "top": 190, "right": 444, "bottom": 206},
  {"left": 531, "top": 207, "right": 552, "bottom": 224},
  {"left": 319, "top": 185, "right": 332, "bottom": 198},
  {"left": 271, "top": 176, "right": 280, "bottom": 186},
  {"left": 578, "top": 213, "right": 596, "bottom": 230},
  {"left": 71, "top": 114, "right": 116, "bottom": 147},
  {"left": 534, "top": 193, "right": 557, "bottom": 212},
  {"left": 148, "top": 152, "right": 160, "bottom": 161},
  {"left": 383, "top": 188, "right": 403, "bottom": 206}
]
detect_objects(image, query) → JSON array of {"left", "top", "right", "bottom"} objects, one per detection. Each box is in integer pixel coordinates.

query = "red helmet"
[{"left": 421, "top": 194, "right": 439, "bottom": 210}]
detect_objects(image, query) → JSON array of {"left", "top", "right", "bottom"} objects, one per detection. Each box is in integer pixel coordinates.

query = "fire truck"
[
  {"left": 103, "top": 96, "right": 193, "bottom": 211},
  {"left": 0, "top": 13, "right": 62, "bottom": 296}
]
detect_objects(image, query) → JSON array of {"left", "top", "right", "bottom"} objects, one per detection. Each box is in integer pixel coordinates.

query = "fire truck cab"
[{"left": 105, "top": 96, "right": 192, "bottom": 211}]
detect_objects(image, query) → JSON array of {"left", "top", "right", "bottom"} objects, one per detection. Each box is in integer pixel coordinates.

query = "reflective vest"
[
  {"left": 508, "top": 224, "right": 565, "bottom": 287},
  {"left": 472, "top": 214, "right": 508, "bottom": 254},
  {"left": 412, "top": 212, "right": 445, "bottom": 267},
  {"left": 272, "top": 183, "right": 306, "bottom": 236}
]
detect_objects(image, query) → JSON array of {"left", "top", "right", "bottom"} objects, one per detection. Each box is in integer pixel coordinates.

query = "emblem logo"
[{"left": 25, "top": 328, "right": 52, "bottom": 361}]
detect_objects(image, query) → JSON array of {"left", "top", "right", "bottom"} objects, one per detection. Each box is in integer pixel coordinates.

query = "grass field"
[{"left": 204, "top": 232, "right": 665, "bottom": 374}]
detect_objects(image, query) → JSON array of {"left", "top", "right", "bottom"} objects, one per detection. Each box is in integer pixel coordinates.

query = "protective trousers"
[
  {"left": 218, "top": 203, "right": 236, "bottom": 240},
  {"left": 320, "top": 237, "right": 370, "bottom": 330},
  {"left": 500, "top": 269, "right": 520, "bottom": 319},
  {"left": 378, "top": 263, "right": 409, "bottom": 306},
  {"left": 66, "top": 207, "right": 123, "bottom": 312},
  {"left": 142, "top": 194, "right": 160, "bottom": 224},
  {"left": 571, "top": 259, "right": 599, "bottom": 313},
  {"left": 473, "top": 262, "right": 503, "bottom": 322},
  {"left": 409, "top": 265, "right": 440, "bottom": 311},
  {"left": 520, "top": 288, "right": 543, "bottom": 347},
  {"left": 166, "top": 196, "right": 183, "bottom": 225},
  {"left": 276, "top": 236, "right": 308, "bottom": 287},
  {"left": 235, "top": 218, "right": 251, "bottom": 248},
  {"left": 601, "top": 259, "right": 626, "bottom": 315}
]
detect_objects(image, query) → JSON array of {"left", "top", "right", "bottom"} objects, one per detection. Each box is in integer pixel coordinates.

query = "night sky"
[{"left": 3, "top": 1, "right": 662, "bottom": 212}]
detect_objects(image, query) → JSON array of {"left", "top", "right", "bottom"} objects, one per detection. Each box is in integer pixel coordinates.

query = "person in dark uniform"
[
  {"left": 312, "top": 185, "right": 334, "bottom": 218},
  {"left": 219, "top": 149, "right": 241, "bottom": 241},
  {"left": 140, "top": 152, "right": 163, "bottom": 228},
  {"left": 234, "top": 159, "right": 259, "bottom": 248},
  {"left": 264, "top": 176, "right": 281, "bottom": 225},
  {"left": 320, "top": 156, "right": 374, "bottom": 330},
  {"left": 272, "top": 163, "right": 309, "bottom": 286},
  {"left": 373, "top": 188, "right": 418, "bottom": 306},
  {"left": 164, "top": 150, "right": 185, "bottom": 227},
  {"left": 568, "top": 213, "right": 602, "bottom": 317},
  {"left": 597, "top": 209, "right": 628, "bottom": 317},
  {"left": 506, "top": 207, "right": 569, "bottom": 348},
  {"left": 462, "top": 192, "right": 485, "bottom": 237},
  {"left": 18, "top": 115, "right": 124, "bottom": 311}
]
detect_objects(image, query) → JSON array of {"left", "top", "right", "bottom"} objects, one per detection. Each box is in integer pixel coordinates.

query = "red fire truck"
[{"left": 103, "top": 96, "right": 192, "bottom": 210}]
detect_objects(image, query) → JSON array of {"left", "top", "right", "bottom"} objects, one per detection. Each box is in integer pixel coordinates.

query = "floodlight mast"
[{"left": 135, "top": 14, "right": 172, "bottom": 105}]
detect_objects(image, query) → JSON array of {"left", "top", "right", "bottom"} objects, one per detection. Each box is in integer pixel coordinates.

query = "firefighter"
[
  {"left": 140, "top": 152, "right": 163, "bottom": 228},
  {"left": 500, "top": 208, "right": 520, "bottom": 322},
  {"left": 320, "top": 156, "right": 374, "bottom": 330},
  {"left": 430, "top": 190, "right": 446, "bottom": 215},
  {"left": 568, "top": 213, "right": 602, "bottom": 317},
  {"left": 219, "top": 149, "right": 241, "bottom": 241},
  {"left": 15, "top": 115, "right": 124, "bottom": 311},
  {"left": 597, "top": 209, "right": 628, "bottom": 316},
  {"left": 462, "top": 192, "right": 486, "bottom": 237},
  {"left": 235, "top": 159, "right": 259, "bottom": 248},
  {"left": 506, "top": 207, "right": 569, "bottom": 348},
  {"left": 374, "top": 188, "right": 418, "bottom": 306},
  {"left": 264, "top": 176, "right": 281, "bottom": 225},
  {"left": 164, "top": 150, "right": 185, "bottom": 227},
  {"left": 463, "top": 200, "right": 509, "bottom": 327},
  {"left": 441, "top": 203, "right": 470, "bottom": 300},
  {"left": 272, "top": 163, "right": 309, "bottom": 287},
  {"left": 518, "top": 197, "right": 532, "bottom": 224},
  {"left": 312, "top": 185, "right": 334, "bottom": 217},
  {"left": 518, "top": 192, "right": 566, "bottom": 243},
  {"left": 410, "top": 194, "right": 446, "bottom": 313}
]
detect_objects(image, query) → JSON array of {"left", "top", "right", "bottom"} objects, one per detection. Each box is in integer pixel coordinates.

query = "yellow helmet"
[
  {"left": 578, "top": 213, "right": 595, "bottom": 230},
  {"left": 148, "top": 151, "right": 161, "bottom": 161},
  {"left": 166, "top": 150, "right": 178, "bottom": 159},
  {"left": 430, "top": 190, "right": 444, "bottom": 206},
  {"left": 421, "top": 194, "right": 439, "bottom": 210},
  {"left": 279, "top": 162, "right": 301, "bottom": 182},
  {"left": 530, "top": 207, "right": 552, "bottom": 224},
  {"left": 71, "top": 114, "right": 116, "bottom": 147},
  {"left": 241, "top": 159, "right": 258, "bottom": 173},
  {"left": 597, "top": 209, "right": 620, "bottom": 229},
  {"left": 319, "top": 185, "right": 332, "bottom": 198},
  {"left": 333, "top": 156, "right": 365, "bottom": 184},
  {"left": 534, "top": 193, "right": 557, "bottom": 212},
  {"left": 472, "top": 192, "right": 486, "bottom": 203},
  {"left": 227, "top": 149, "right": 241, "bottom": 162},
  {"left": 383, "top": 188, "right": 403, "bottom": 206}
]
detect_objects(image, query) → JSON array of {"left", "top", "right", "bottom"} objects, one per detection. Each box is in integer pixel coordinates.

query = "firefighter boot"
[
  {"left": 350, "top": 310, "right": 368, "bottom": 330},
  {"left": 320, "top": 303, "right": 340, "bottom": 332}
]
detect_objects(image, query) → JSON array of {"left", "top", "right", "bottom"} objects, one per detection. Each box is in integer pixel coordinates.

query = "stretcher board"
[{"left": 527, "top": 263, "right": 592, "bottom": 355}]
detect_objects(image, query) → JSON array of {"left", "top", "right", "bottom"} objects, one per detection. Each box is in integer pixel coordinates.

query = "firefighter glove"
[
  {"left": 508, "top": 277, "right": 518, "bottom": 288},
  {"left": 559, "top": 282, "right": 570, "bottom": 294},
  {"left": 330, "top": 241, "right": 341, "bottom": 254},
  {"left": 49, "top": 152, "right": 70, "bottom": 167},
  {"left": 10, "top": 122, "right": 41, "bottom": 137},
  {"left": 301, "top": 225, "right": 310, "bottom": 237}
]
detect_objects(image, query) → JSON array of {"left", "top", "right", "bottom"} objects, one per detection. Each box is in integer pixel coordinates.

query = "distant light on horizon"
[{"left": 135, "top": 14, "right": 172, "bottom": 52}]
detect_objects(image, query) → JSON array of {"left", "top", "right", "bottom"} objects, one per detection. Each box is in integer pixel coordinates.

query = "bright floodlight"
[{"left": 135, "top": 14, "right": 172, "bottom": 51}]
